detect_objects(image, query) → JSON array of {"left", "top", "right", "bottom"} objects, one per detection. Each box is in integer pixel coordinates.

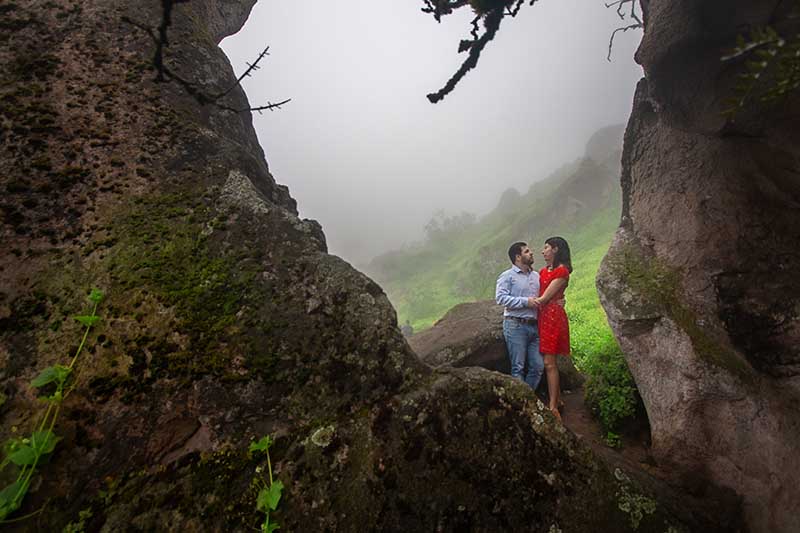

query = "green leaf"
[
  {"left": 256, "top": 487, "right": 270, "bottom": 512},
  {"left": 8, "top": 444, "right": 36, "bottom": 466},
  {"left": 89, "top": 288, "right": 104, "bottom": 303},
  {"left": 74, "top": 315, "right": 101, "bottom": 327},
  {"left": 31, "top": 364, "right": 72, "bottom": 388},
  {"left": 0, "top": 479, "right": 29, "bottom": 520},
  {"left": 31, "top": 430, "right": 59, "bottom": 455},
  {"left": 249, "top": 436, "right": 273, "bottom": 454},
  {"left": 264, "top": 480, "right": 283, "bottom": 511},
  {"left": 266, "top": 520, "right": 280, "bottom": 533}
]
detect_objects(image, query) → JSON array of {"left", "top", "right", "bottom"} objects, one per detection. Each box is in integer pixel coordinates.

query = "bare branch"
[
  {"left": 604, "top": 0, "right": 643, "bottom": 61},
  {"left": 250, "top": 99, "right": 293, "bottom": 114},
  {"left": 123, "top": 3, "right": 289, "bottom": 115},
  {"left": 607, "top": 22, "right": 643, "bottom": 61}
]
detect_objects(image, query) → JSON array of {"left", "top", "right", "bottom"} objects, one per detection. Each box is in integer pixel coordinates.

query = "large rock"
[
  {"left": 409, "top": 299, "right": 585, "bottom": 391},
  {"left": 597, "top": 1, "right": 800, "bottom": 531},
  {"left": 0, "top": 0, "right": 731, "bottom": 531}
]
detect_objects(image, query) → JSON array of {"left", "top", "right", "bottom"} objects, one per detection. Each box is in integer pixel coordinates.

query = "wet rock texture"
[
  {"left": 409, "top": 299, "right": 584, "bottom": 392},
  {"left": 597, "top": 1, "right": 800, "bottom": 531},
  {"left": 0, "top": 0, "right": 733, "bottom": 531}
]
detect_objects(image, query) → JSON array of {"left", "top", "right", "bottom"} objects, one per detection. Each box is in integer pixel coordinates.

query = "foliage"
[
  {"left": 723, "top": 9, "right": 800, "bottom": 116},
  {"left": 371, "top": 159, "right": 642, "bottom": 435},
  {"left": 62, "top": 507, "right": 93, "bottom": 533},
  {"left": 0, "top": 289, "right": 104, "bottom": 522},
  {"left": 249, "top": 436, "right": 284, "bottom": 533},
  {"left": 581, "top": 346, "right": 639, "bottom": 436},
  {"left": 424, "top": 210, "right": 477, "bottom": 242}
]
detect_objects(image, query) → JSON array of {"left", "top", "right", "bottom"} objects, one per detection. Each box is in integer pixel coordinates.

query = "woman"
[{"left": 532, "top": 236, "right": 572, "bottom": 421}]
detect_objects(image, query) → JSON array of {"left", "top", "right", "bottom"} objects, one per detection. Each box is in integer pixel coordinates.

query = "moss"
[
  {"left": 103, "top": 189, "right": 276, "bottom": 382},
  {"left": 612, "top": 244, "right": 753, "bottom": 382}
]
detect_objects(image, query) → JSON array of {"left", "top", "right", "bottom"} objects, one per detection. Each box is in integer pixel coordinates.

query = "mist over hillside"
[{"left": 366, "top": 124, "right": 625, "bottom": 331}]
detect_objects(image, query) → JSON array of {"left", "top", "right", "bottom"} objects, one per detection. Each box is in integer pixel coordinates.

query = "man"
[{"left": 495, "top": 241, "right": 543, "bottom": 390}]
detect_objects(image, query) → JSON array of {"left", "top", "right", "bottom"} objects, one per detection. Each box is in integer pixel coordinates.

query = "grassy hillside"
[{"left": 367, "top": 128, "right": 641, "bottom": 438}]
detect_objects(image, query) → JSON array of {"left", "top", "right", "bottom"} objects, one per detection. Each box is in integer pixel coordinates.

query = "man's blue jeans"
[{"left": 502, "top": 318, "right": 543, "bottom": 390}]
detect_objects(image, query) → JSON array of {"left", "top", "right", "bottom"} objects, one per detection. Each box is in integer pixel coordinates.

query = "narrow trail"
[{"left": 559, "top": 387, "right": 669, "bottom": 482}]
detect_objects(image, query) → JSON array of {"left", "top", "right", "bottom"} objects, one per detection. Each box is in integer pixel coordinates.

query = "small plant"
[
  {"left": 249, "top": 435, "right": 284, "bottom": 533},
  {"left": 62, "top": 507, "right": 93, "bottom": 533},
  {"left": 722, "top": 4, "right": 800, "bottom": 116},
  {"left": 604, "top": 431, "right": 622, "bottom": 448},
  {"left": 0, "top": 288, "right": 104, "bottom": 522},
  {"left": 582, "top": 346, "right": 639, "bottom": 435}
]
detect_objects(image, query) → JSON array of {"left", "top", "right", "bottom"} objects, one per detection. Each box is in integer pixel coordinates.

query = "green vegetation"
[
  {"left": 370, "top": 154, "right": 641, "bottom": 437},
  {"left": 0, "top": 289, "right": 104, "bottom": 522},
  {"left": 249, "top": 436, "right": 284, "bottom": 533},
  {"left": 723, "top": 7, "right": 800, "bottom": 116}
]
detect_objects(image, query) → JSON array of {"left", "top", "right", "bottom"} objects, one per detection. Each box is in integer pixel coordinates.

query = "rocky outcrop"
[
  {"left": 597, "top": 1, "right": 800, "bottom": 531},
  {"left": 409, "top": 299, "right": 585, "bottom": 391},
  {"left": 0, "top": 0, "right": 732, "bottom": 531}
]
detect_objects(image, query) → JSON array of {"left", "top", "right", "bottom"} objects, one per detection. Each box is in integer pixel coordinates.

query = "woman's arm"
[{"left": 533, "top": 278, "right": 567, "bottom": 306}]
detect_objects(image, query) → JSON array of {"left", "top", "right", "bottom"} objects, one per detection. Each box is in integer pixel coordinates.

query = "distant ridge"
[{"left": 367, "top": 124, "right": 625, "bottom": 331}]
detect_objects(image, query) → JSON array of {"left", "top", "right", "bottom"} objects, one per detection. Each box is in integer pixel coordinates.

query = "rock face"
[
  {"left": 409, "top": 299, "right": 585, "bottom": 392},
  {"left": 0, "top": 1, "right": 732, "bottom": 531},
  {"left": 597, "top": 1, "right": 800, "bottom": 532}
]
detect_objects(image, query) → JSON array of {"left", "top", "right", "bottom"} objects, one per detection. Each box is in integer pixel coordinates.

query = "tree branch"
[
  {"left": 123, "top": 2, "right": 290, "bottom": 114},
  {"left": 604, "top": 0, "right": 643, "bottom": 61}
]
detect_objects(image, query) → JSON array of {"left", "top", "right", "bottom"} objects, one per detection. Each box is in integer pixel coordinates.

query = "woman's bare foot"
[{"left": 550, "top": 407, "right": 562, "bottom": 422}]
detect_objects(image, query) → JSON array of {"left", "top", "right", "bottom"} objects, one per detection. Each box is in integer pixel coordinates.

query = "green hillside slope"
[{"left": 367, "top": 125, "right": 641, "bottom": 438}]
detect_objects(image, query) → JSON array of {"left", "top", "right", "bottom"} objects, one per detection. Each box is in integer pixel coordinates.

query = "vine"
[{"left": 0, "top": 289, "right": 104, "bottom": 522}]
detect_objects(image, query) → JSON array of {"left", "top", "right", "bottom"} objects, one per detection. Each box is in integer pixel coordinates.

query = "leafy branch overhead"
[
  {"left": 422, "top": 0, "right": 539, "bottom": 103},
  {"left": 722, "top": 23, "right": 800, "bottom": 116}
]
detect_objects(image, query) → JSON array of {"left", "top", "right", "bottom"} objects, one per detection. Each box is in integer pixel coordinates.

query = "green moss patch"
[
  {"left": 104, "top": 190, "right": 271, "bottom": 380},
  {"left": 612, "top": 243, "right": 753, "bottom": 382}
]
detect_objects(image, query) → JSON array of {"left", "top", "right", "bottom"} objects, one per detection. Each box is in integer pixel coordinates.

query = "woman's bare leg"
[{"left": 543, "top": 354, "right": 561, "bottom": 420}]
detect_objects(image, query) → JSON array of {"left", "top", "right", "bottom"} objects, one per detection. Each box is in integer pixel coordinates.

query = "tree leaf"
[
  {"left": 74, "top": 315, "right": 101, "bottom": 327},
  {"left": 8, "top": 444, "right": 36, "bottom": 466},
  {"left": 249, "top": 436, "right": 272, "bottom": 454},
  {"left": 31, "top": 365, "right": 72, "bottom": 388},
  {"left": 89, "top": 288, "right": 104, "bottom": 303}
]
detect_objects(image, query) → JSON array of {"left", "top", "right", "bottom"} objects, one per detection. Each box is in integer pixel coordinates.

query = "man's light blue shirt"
[{"left": 495, "top": 265, "right": 540, "bottom": 319}]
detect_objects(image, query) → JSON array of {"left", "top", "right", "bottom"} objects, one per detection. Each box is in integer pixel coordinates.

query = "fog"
[{"left": 220, "top": 0, "right": 643, "bottom": 265}]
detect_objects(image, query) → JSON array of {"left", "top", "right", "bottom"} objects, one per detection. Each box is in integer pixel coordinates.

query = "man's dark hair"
[{"left": 508, "top": 242, "right": 527, "bottom": 264}]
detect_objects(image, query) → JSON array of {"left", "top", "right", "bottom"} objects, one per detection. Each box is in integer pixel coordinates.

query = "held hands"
[
  {"left": 528, "top": 297, "right": 566, "bottom": 308},
  {"left": 528, "top": 297, "right": 543, "bottom": 308}
]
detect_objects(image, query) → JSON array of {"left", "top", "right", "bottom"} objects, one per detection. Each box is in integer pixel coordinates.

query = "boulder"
[
  {"left": 409, "top": 300, "right": 585, "bottom": 391},
  {"left": 0, "top": 0, "right": 733, "bottom": 531},
  {"left": 597, "top": 1, "right": 800, "bottom": 531}
]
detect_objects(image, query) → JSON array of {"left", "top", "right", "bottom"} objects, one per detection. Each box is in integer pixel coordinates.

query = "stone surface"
[
  {"left": 409, "top": 299, "right": 585, "bottom": 391},
  {"left": 0, "top": 0, "right": 736, "bottom": 531},
  {"left": 598, "top": 1, "right": 800, "bottom": 531}
]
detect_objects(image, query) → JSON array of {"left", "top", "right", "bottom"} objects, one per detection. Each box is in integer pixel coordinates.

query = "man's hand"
[{"left": 527, "top": 297, "right": 540, "bottom": 308}]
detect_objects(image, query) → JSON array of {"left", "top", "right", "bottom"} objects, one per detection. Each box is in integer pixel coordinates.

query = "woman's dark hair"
[
  {"left": 545, "top": 236, "right": 573, "bottom": 273},
  {"left": 508, "top": 241, "right": 527, "bottom": 264}
]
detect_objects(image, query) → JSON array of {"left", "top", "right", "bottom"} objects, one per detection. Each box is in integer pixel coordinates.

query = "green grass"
[{"left": 369, "top": 163, "right": 642, "bottom": 436}]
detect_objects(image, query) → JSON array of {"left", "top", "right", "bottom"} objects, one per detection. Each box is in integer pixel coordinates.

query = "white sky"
[{"left": 220, "top": 0, "right": 643, "bottom": 265}]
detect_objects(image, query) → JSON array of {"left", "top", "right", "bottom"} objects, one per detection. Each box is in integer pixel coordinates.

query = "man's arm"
[{"left": 495, "top": 271, "right": 530, "bottom": 309}]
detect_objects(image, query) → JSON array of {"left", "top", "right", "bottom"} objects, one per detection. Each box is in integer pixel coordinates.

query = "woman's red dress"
[{"left": 538, "top": 265, "right": 570, "bottom": 355}]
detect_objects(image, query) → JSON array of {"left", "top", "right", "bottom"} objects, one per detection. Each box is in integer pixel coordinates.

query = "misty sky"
[{"left": 220, "top": 0, "right": 643, "bottom": 265}]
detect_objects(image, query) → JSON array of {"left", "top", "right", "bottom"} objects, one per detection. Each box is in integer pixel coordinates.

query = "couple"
[{"left": 495, "top": 238, "right": 572, "bottom": 420}]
